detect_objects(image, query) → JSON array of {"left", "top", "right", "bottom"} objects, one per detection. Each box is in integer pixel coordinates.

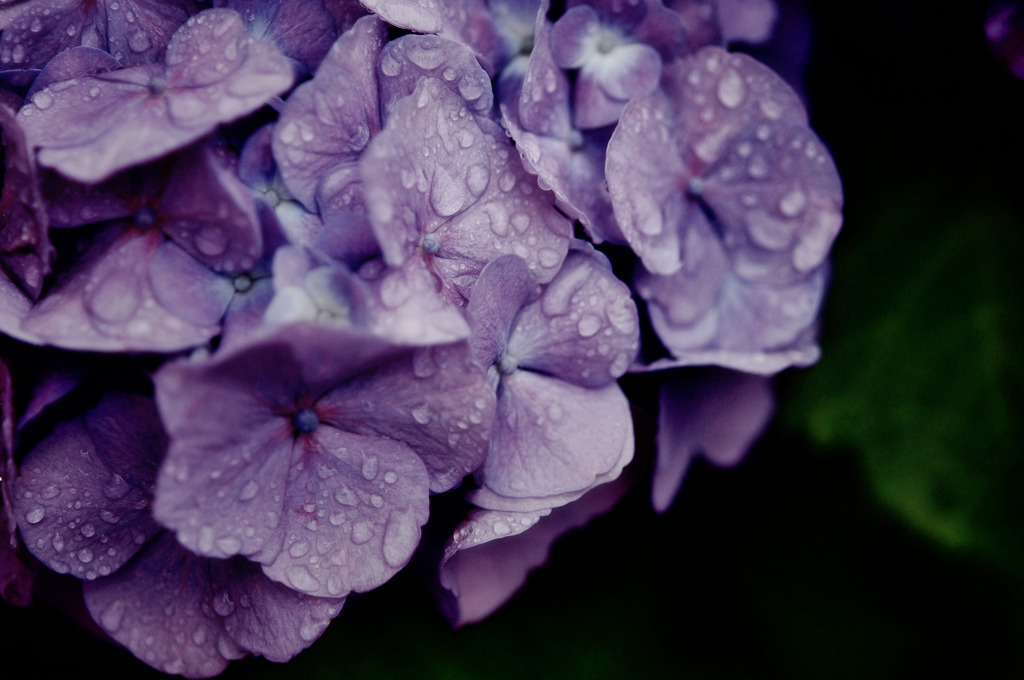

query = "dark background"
[{"left": 3, "top": 1, "right": 1023, "bottom": 677}]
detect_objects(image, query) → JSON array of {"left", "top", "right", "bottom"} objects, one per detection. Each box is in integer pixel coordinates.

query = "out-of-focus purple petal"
[
  {"left": 440, "top": 475, "right": 627, "bottom": 626},
  {"left": 24, "top": 46, "right": 122, "bottom": 101},
  {"left": 224, "top": 0, "right": 338, "bottom": 75},
  {"left": 653, "top": 369, "right": 773, "bottom": 511},
  {"left": 149, "top": 241, "right": 236, "bottom": 327},
  {"left": 23, "top": 229, "right": 222, "bottom": 351},
  {"left": 158, "top": 144, "right": 263, "bottom": 274},
  {"left": 83, "top": 533, "right": 246, "bottom": 678}
]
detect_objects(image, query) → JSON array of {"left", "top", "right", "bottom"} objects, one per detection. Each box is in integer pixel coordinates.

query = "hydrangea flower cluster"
[{"left": 0, "top": 0, "right": 842, "bottom": 675}]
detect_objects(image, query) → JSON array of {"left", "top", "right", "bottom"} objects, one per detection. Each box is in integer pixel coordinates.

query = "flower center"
[
  {"left": 292, "top": 408, "right": 320, "bottom": 434},
  {"left": 134, "top": 206, "right": 156, "bottom": 227},
  {"left": 148, "top": 76, "right": 168, "bottom": 95},
  {"left": 232, "top": 274, "right": 253, "bottom": 293},
  {"left": 498, "top": 353, "right": 519, "bottom": 375}
]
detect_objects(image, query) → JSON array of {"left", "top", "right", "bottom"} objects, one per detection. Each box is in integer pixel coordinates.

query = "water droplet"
[
  {"left": 217, "top": 536, "right": 241, "bottom": 553},
  {"left": 577, "top": 314, "right": 602, "bottom": 337},
  {"left": 31, "top": 91, "right": 53, "bottom": 110},
  {"left": 285, "top": 565, "right": 319, "bottom": 592},
  {"left": 716, "top": 69, "right": 745, "bottom": 108},
  {"left": 80, "top": 523, "right": 96, "bottom": 538},
  {"left": 194, "top": 227, "right": 228, "bottom": 257},
  {"left": 100, "top": 600, "right": 126, "bottom": 632},
  {"left": 25, "top": 506, "right": 44, "bottom": 524},
  {"left": 103, "top": 473, "right": 130, "bottom": 499},
  {"left": 778, "top": 187, "right": 807, "bottom": 217},
  {"left": 351, "top": 521, "right": 374, "bottom": 544},
  {"left": 129, "top": 31, "right": 151, "bottom": 53},
  {"left": 289, "top": 540, "right": 311, "bottom": 557},
  {"left": 412, "top": 404, "right": 431, "bottom": 424},
  {"left": 239, "top": 480, "right": 259, "bottom": 500},
  {"left": 493, "top": 521, "right": 511, "bottom": 536},
  {"left": 369, "top": 494, "right": 384, "bottom": 509},
  {"left": 382, "top": 511, "right": 418, "bottom": 568},
  {"left": 77, "top": 547, "right": 94, "bottom": 563},
  {"left": 384, "top": 471, "right": 398, "bottom": 484},
  {"left": 429, "top": 166, "right": 468, "bottom": 217},
  {"left": 361, "top": 456, "right": 379, "bottom": 481}
]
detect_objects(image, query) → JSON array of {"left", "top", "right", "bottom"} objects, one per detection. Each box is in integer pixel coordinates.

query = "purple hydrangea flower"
[
  {"left": 153, "top": 323, "right": 494, "bottom": 598},
  {"left": 464, "top": 249, "right": 638, "bottom": 512},
  {"left": 10, "top": 390, "right": 344, "bottom": 676},
  {"left": 17, "top": 8, "right": 294, "bottom": 183}
]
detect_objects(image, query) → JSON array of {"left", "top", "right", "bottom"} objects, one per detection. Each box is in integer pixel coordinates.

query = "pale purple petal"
[
  {"left": 472, "top": 372, "right": 632, "bottom": 511},
  {"left": 362, "top": 77, "right": 571, "bottom": 302},
  {"left": 360, "top": 0, "right": 442, "bottom": 33}
]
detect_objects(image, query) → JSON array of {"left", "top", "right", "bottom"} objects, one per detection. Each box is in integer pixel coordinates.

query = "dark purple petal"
[
  {"left": 158, "top": 144, "right": 263, "bottom": 274},
  {"left": 440, "top": 475, "right": 627, "bottom": 626},
  {"left": 10, "top": 392, "right": 164, "bottom": 580},
  {"left": 653, "top": 369, "right": 773, "bottom": 511},
  {"left": 225, "top": 0, "right": 338, "bottom": 75},
  {"left": 83, "top": 533, "right": 246, "bottom": 678},
  {"left": 23, "top": 229, "right": 222, "bottom": 351}
]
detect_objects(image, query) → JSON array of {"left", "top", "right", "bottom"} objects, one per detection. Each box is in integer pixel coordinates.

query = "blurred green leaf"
[{"left": 782, "top": 179, "right": 1024, "bottom": 580}]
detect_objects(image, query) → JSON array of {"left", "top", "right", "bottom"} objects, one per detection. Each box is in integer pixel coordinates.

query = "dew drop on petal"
[
  {"left": 99, "top": 600, "right": 126, "bottom": 632},
  {"left": 716, "top": 69, "right": 745, "bottom": 108},
  {"left": 25, "top": 506, "right": 45, "bottom": 524},
  {"left": 285, "top": 565, "right": 319, "bottom": 592},
  {"left": 351, "top": 521, "right": 373, "bottom": 544},
  {"left": 778, "top": 187, "right": 807, "bottom": 217}
]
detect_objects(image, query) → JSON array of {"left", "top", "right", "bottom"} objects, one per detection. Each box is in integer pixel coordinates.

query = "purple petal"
[
  {"left": 259, "top": 428, "right": 430, "bottom": 597},
  {"left": 22, "top": 230, "right": 222, "bottom": 351},
  {"left": 83, "top": 533, "right": 246, "bottom": 678},
  {"left": 360, "top": 0, "right": 442, "bottom": 33},
  {"left": 440, "top": 476, "right": 627, "bottom": 626},
  {"left": 506, "top": 248, "right": 639, "bottom": 388},
  {"left": 466, "top": 254, "right": 534, "bottom": 370},
  {"left": 653, "top": 368, "right": 773, "bottom": 511},
  {"left": 378, "top": 33, "right": 494, "bottom": 119},
  {"left": 10, "top": 392, "right": 164, "bottom": 580},
  {"left": 19, "top": 8, "right": 294, "bottom": 183},
  {"left": 272, "top": 14, "right": 386, "bottom": 211},
  {"left": 473, "top": 373, "right": 632, "bottom": 511},
  {"left": 362, "top": 77, "right": 571, "bottom": 302}
]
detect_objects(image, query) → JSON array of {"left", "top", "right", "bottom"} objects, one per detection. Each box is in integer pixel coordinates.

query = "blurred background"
[{"left": 3, "top": 0, "right": 1023, "bottom": 677}]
